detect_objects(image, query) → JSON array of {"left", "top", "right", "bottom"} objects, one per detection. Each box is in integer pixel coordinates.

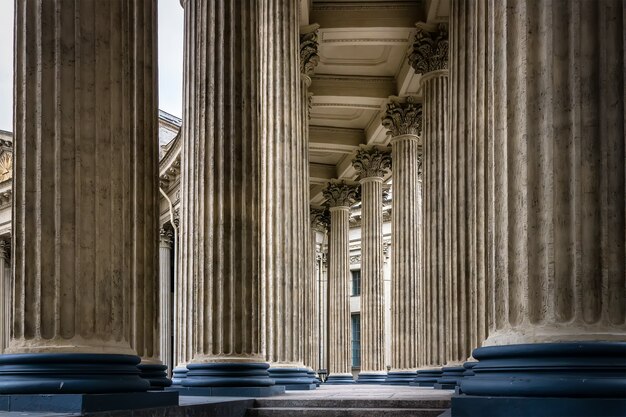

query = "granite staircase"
[{"left": 245, "top": 397, "right": 450, "bottom": 417}]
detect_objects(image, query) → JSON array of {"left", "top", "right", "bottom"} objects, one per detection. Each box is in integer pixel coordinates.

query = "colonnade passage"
[{"left": 0, "top": 0, "right": 623, "bottom": 417}]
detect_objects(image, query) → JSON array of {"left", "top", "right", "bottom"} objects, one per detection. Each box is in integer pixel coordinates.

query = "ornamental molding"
[
  {"left": 350, "top": 254, "right": 361, "bottom": 265},
  {"left": 323, "top": 180, "right": 360, "bottom": 208},
  {"left": 382, "top": 96, "right": 422, "bottom": 137},
  {"left": 0, "top": 190, "right": 11, "bottom": 210},
  {"left": 408, "top": 23, "right": 449, "bottom": 74},
  {"left": 0, "top": 151, "right": 12, "bottom": 183},
  {"left": 352, "top": 146, "right": 392, "bottom": 179},
  {"left": 300, "top": 24, "right": 320, "bottom": 76},
  {"left": 311, "top": 206, "right": 330, "bottom": 232}
]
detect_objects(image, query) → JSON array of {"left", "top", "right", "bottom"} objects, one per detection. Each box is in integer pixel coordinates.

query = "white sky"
[{"left": 0, "top": 0, "right": 184, "bottom": 132}]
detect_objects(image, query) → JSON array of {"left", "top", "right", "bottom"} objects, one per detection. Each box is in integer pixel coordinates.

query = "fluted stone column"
[
  {"left": 452, "top": 1, "right": 626, "bottom": 416},
  {"left": 259, "top": 0, "right": 315, "bottom": 391},
  {"left": 352, "top": 147, "right": 391, "bottom": 384},
  {"left": 178, "top": 0, "right": 281, "bottom": 396},
  {"left": 323, "top": 181, "right": 359, "bottom": 384},
  {"left": 309, "top": 208, "right": 330, "bottom": 375},
  {"left": 159, "top": 228, "right": 174, "bottom": 378},
  {"left": 0, "top": 241, "right": 9, "bottom": 353},
  {"left": 300, "top": 24, "right": 320, "bottom": 382},
  {"left": 410, "top": 23, "right": 459, "bottom": 388},
  {"left": 0, "top": 0, "right": 162, "bottom": 397},
  {"left": 382, "top": 97, "right": 423, "bottom": 385}
]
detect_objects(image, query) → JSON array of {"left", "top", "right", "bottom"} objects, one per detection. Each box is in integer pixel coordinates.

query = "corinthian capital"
[
  {"left": 300, "top": 24, "right": 320, "bottom": 76},
  {"left": 323, "top": 180, "right": 360, "bottom": 208},
  {"left": 311, "top": 206, "right": 331, "bottom": 232},
  {"left": 352, "top": 146, "right": 392, "bottom": 179},
  {"left": 408, "top": 23, "right": 449, "bottom": 74},
  {"left": 382, "top": 96, "right": 422, "bottom": 137}
]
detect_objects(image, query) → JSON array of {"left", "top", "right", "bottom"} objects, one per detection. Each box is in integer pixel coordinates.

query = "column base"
[
  {"left": 356, "top": 372, "right": 387, "bottom": 384},
  {"left": 325, "top": 374, "right": 355, "bottom": 384},
  {"left": 181, "top": 362, "right": 277, "bottom": 391},
  {"left": 410, "top": 369, "right": 442, "bottom": 387},
  {"left": 171, "top": 365, "right": 188, "bottom": 386},
  {"left": 0, "top": 353, "right": 150, "bottom": 394},
  {"left": 434, "top": 366, "right": 465, "bottom": 390},
  {"left": 452, "top": 396, "right": 626, "bottom": 417},
  {"left": 169, "top": 385, "right": 285, "bottom": 397},
  {"left": 0, "top": 391, "right": 179, "bottom": 413},
  {"left": 269, "top": 367, "right": 317, "bottom": 390},
  {"left": 307, "top": 370, "right": 321, "bottom": 387},
  {"left": 383, "top": 371, "right": 417, "bottom": 385},
  {"left": 452, "top": 342, "right": 626, "bottom": 417},
  {"left": 138, "top": 363, "right": 172, "bottom": 390}
]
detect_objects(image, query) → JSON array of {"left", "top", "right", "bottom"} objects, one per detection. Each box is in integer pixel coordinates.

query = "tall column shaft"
[
  {"left": 301, "top": 25, "right": 320, "bottom": 373},
  {"left": 159, "top": 229, "right": 174, "bottom": 375},
  {"left": 0, "top": 241, "right": 8, "bottom": 353},
  {"left": 352, "top": 147, "right": 391, "bottom": 383},
  {"left": 453, "top": 1, "right": 626, "bottom": 415},
  {"left": 448, "top": 2, "right": 490, "bottom": 363},
  {"left": 309, "top": 207, "right": 329, "bottom": 372},
  {"left": 11, "top": 0, "right": 152, "bottom": 356},
  {"left": 360, "top": 178, "right": 385, "bottom": 374},
  {"left": 421, "top": 71, "right": 448, "bottom": 367},
  {"left": 179, "top": 0, "right": 272, "bottom": 390},
  {"left": 328, "top": 207, "right": 352, "bottom": 378},
  {"left": 2, "top": 0, "right": 156, "bottom": 395},
  {"left": 485, "top": 0, "right": 625, "bottom": 347},
  {"left": 382, "top": 98, "right": 423, "bottom": 384},
  {"left": 259, "top": 0, "right": 304, "bottom": 368},
  {"left": 323, "top": 182, "right": 358, "bottom": 384}
]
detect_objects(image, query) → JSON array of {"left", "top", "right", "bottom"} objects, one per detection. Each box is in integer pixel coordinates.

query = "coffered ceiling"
[{"left": 305, "top": 0, "right": 449, "bottom": 205}]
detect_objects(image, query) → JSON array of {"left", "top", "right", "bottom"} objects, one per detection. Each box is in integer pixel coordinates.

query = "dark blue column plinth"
[
  {"left": 178, "top": 362, "right": 284, "bottom": 397},
  {"left": 410, "top": 368, "right": 442, "bottom": 387},
  {"left": 0, "top": 353, "right": 150, "bottom": 394},
  {"left": 462, "top": 361, "right": 477, "bottom": 377},
  {"left": 383, "top": 371, "right": 417, "bottom": 385},
  {"left": 269, "top": 367, "right": 317, "bottom": 390},
  {"left": 325, "top": 374, "right": 355, "bottom": 384},
  {"left": 452, "top": 342, "right": 626, "bottom": 417},
  {"left": 138, "top": 363, "right": 172, "bottom": 390},
  {"left": 434, "top": 366, "right": 465, "bottom": 390},
  {"left": 307, "top": 370, "right": 321, "bottom": 387},
  {"left": 356, "top": 372, "right": 387, "bottom": 384},
  {"left": 171, "top": 365, "right": 188, "bottom": 385},
  {"left": 0, "top": 353, "right": 179, "bottom": 412}
]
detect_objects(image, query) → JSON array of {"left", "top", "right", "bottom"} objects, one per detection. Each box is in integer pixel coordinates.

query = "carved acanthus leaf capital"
[
  {"left": 323, "top": 181, "right": 360, "bottom": 208},
  {"left": 352, "top": 146, "right": 392, "bottom": 179},
  {"left": 311, "top": 207, "right": 331, "bottom": 232},
  {"left": 382, "top": 96, "right": 423, "bottom": 137},
  {"left": 408, "top": 23, "right": 449, "bottom": 74},
  {"left": 300, "top": 24, "right": 320, "bottom": 76},
  {"left": 159, "top": 227, "right": 174, "bottom": 245}
]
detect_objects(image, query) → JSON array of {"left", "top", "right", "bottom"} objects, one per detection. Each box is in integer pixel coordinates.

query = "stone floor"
[{"left": 0, "top": 385, "right": 453, "bottom": 417}]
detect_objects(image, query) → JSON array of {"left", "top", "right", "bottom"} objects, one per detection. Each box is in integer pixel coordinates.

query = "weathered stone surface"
[
  {"left": 323, "top": 181, "right": 359, "bottom": 379},
  {"left": 180, "top": 0, "right": 264, "bottom": 364},
  {"left": 352, "top": 147, "right": 391, "bottom": 377},
  {"left": 159, "top": 227, "right": 175, "bottom": 374},
  {"left": 9, "top": 0, "right": 156, "bottom": 355},
  {"left": 383, "top": 100, "right": 423, "bottom": 372}
]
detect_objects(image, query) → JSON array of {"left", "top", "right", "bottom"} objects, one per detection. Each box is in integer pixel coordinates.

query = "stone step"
[
  {"left": 254, "top": 399, "right": 450, "bottom": 409},
  {"left": 246, "top": 407, "right": 446, "bottom": 417}
]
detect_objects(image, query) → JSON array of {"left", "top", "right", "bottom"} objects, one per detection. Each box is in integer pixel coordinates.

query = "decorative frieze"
[
  {"left": 408, "top": 23, "right": 449, "bottom": 74},
  {"left": 352, "top": 147, "right": 392, "bottom": 180},
  {"left": 382, "top": 97, "right": 423, "bottom": 138}
]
